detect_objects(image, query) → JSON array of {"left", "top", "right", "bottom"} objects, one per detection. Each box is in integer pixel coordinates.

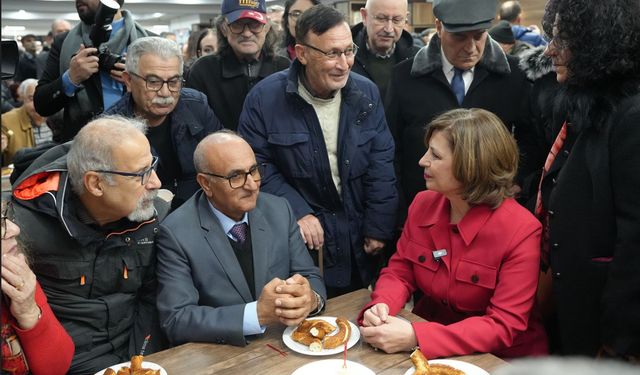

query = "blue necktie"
[{"left": 451, "top": 68, "right": 465, "bottom": 105}]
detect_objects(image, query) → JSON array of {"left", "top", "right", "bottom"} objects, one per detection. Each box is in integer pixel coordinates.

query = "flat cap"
[{"left": 433, "top": 0, "right": 497, "bottom": 33}]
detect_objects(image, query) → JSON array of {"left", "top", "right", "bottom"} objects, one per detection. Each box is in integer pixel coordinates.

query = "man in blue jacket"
[
  {"left": 106, "top": 37, "right": 223, "bottom": 209},
  {"left": 238, "top": 5, "right": 398, "bottom": 297}
]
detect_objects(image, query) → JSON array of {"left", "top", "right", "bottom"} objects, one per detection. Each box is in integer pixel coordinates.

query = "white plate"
[
  {"left": 403, "top": 359, "right": 489, "bottom": 375},
  {"left": 94, "top": 361, "right": 167, "bottom": 375},
  {"left": 283, "top": 316, "right": 360, "bottom": 356},
  {"left": 291, "top": 359, "right": 374, "bottom": 375}
]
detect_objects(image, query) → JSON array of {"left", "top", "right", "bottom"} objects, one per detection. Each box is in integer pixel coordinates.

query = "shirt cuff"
[
  {"left": 62, "top": 70, "right": 82, "bottom": 96},
  {"left": 309, "top": 291, "right": 325, "bottom": 316},
  {"left": 243, "top": 301, "right": 266, "bottom": 336}
]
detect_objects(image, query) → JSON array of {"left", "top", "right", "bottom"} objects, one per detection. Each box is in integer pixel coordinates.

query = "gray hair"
[
  {"left": 67, "top": 115, "right": 148, "bottom": 195},
  {"left": 125, "top": 36, "right": 184, "bottom": 75},
  {"left": 193, "top": 129, "right": 244, "bottom": 173},
  {"left": 17, "top": 79, "right": 38, "bottom": 100}
]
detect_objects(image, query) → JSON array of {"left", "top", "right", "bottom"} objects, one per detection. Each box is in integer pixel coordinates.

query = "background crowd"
[{"left": 1, "top": 0, "right": 639, "bottom": 374}]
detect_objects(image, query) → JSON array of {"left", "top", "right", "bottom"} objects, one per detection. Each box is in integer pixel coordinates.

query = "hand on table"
[
  {"left": 297, "top": 214, "right": 324, "bottom": 250},
  {"left": 359, "top": 315, "right": 417, "bottom": 353},
  {"left": 257, "top": 277, "right": 288, "bottom": 326},
  {"left": 1, "top": 253, "right": 40, "bottom": 330},
  {"left": 361, "top": 303, "right": 390, "bottom": 327},
  {"left": 274, "top": 274, "right": 317, "bottom": 326}
]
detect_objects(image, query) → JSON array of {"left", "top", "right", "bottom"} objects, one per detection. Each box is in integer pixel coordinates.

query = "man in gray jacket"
[{"left": 156, "top": 131, "right": 326, "bottom": 347}]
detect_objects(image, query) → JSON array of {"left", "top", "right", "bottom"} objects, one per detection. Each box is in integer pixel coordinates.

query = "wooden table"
[{"left": 146, "top": 289, "right": 507, "bottom": 374}]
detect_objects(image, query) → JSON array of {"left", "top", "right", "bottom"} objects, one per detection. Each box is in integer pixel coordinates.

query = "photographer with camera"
[{"left": 34, "top": 0, "right": 150, "bottom": 142}]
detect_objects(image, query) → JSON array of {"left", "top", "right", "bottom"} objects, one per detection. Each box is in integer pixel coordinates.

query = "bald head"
[
  {"left": 365, "top": 0, "right": 407, "bottom": 11},
  {"left": 51, "top": 19, "right": 72, "bottom": 36},
  {"left": 499, "top": 1, "right": 522, "bottom": 23},
  {"left": 362, "top": 0, "right": 408, "bottom": 55},
  {"left": 194, "top": 130, "right": 249, "bottom": 173}
]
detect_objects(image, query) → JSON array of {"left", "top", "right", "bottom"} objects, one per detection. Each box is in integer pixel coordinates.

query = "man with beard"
[
  {"left": 351, "top": 0, "right": 419, "bottom": 98},
  {"left": 105, "top": 37, "right": 222, "bottom": 209},
  {"left": 238, "top": 5, "right": 398, "bottom": 297},
  {"left": 34, "top": 0, "right": 150, "bottom": 142},
  {"left": 186, "top": 0, "right": 289, "bottom": 131},
  {"left": 12, "top": 115, "right": 170, "bottom": 374}
]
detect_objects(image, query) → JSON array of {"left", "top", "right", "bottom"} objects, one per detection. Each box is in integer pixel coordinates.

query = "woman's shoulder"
[{"left": 407, "top": 191, "right": 446, "bottom": 219}]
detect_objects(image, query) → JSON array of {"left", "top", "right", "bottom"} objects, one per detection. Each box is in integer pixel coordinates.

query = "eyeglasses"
[
  {"left": 372, "top": 15, "right": 406, "bottom": 27},
  {"left": 302, "top": 43, "right": 359, "bottom": 60},
  {"left": 1, "top": 201, "right": 12, "bottom": 240},
  {"left": 226, "top": 20, "right": 266, "bottom": 34},
  {"left": 200, "top": 163, "right": 265, "bottom": 189},
  {"left": 288, "top": 10, "right": 304, "bottom": 20},
  {"left": 129, "top": 72, "right": 183, "bottom": 92},
  {"left": 94, "top": 156, "right": 159, "bottom": 186}
]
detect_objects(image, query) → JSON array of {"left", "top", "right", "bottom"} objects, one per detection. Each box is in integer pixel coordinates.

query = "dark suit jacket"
[
  {"left": 386, "top": 35, "right": 541, "bottom": 220},
  {"left": 156, "top": 191, "right": 326, "bottom": 347}
]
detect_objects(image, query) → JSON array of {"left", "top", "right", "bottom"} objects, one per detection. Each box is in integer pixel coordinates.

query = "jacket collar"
[
  {"left": 411, "top": 34, "right": 511, "bottom": 77},
  {"left": 110, "top": 91, "right": 203, "bottom": 137},
  {"left": 416, "top": 193, "right": 493, "bottom": 246},
  {"left": 518, "top": 45, "right": 554, "bottom": 81},
  {"left": 285, "top": 59, "right": 370, "bottom": 109},
  {"left": 16, "top": 106, "right": 34, "bottom": 132},
  {"left": 351, "top": 22, "right": 417, "bottom": 61},
  {"left": 220, "top": 50, "right": 279, "bottom": 80}
]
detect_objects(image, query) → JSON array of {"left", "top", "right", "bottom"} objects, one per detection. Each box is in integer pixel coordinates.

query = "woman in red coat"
[
  {"left": 1, "top": 200, "right": 74, "bottom": 375},
  {"left": 359, "top": 109, "right": 547, "bottom": 359}
]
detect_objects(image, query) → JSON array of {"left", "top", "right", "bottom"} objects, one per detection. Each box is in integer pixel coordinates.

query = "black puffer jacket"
[{"left": 12, "top": 143, "right": 169, "bottom": 375}]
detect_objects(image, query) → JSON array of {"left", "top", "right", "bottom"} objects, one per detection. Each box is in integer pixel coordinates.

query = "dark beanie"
[{"left": 489, "top": 20, "right": 515, "bottom": 44}]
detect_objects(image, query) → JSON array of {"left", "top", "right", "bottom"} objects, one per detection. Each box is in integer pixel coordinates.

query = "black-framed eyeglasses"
[
  {"left": 301, "top": 43, "right": 359, "bottom": 59},
  {"left": 129, "top": 72, "right": 183, "bottom": 92},
  {"left": 1, "top": 200, "right": 12, "bottom": 240},
  {"left": 372, "top": 14, "right": 406, "bottom": 27},
  {"left": 226, "top": 20, "right": 266, "bottom": 34},
  {"left": 200, "top": 163, "right": 265, "bottom": 189},
  {"left": 94, "top": 156, "right": 159, "bottom": 185}
]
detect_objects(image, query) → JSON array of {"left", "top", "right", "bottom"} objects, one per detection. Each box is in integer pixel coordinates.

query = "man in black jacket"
[
  {"left": 351, "top": 0, "right": 419, "bottom": 99},
  {"left": 386, "top": 0, "right": 543, "bottom": 218},
  {"left": 186, "top": 0, "right": 289, "bottom": 131},
  {"left": 12, "top": 116, "right": 169, "bottom": 374},
  {"left": 105, "top": 37, "right": 223, "bottom": 209},
  {"left": 34, "top": 0, "right": 149, "bottom": 142}
]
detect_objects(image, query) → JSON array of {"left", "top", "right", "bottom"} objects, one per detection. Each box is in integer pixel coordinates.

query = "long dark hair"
[
  {"left": 542, "top": 0, "right": 640, "bottom": 131},
  {"left": 282, "top": 0, "right": 321, "bottom": 48}
]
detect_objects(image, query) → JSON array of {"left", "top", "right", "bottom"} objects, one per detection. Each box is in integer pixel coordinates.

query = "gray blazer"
[{"left": 156, "top": 191, "right": 326, "bottom": 346}]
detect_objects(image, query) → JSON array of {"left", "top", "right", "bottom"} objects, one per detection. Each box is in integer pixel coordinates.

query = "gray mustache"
[{"left": 152, "top": 96, "right": 175, "bottom": 105}]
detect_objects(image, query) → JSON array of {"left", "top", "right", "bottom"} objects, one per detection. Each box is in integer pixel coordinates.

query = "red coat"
[
  {"left": 2, "top": 282, "right": 74, "bottom": 375},
  {"left": 361, "top": 191, "right": 547, "bottom": 358}
]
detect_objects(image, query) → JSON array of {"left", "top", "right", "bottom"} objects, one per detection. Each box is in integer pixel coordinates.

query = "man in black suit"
[{"left": 386, "top": 0, "right": 542, "bottom": 217}]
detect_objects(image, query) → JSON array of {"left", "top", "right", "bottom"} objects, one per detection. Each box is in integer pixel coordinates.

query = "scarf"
[{"left": 59, "top": 10, "right": 148, "bottom": 75}]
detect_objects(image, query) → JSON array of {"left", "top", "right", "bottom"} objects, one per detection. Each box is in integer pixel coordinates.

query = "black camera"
[
  {"left": 89, "top": 0, "right": 124, "bottom": 72},
  {"left": 96, "top": 45, "right": 124, "bottom": 73}
]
